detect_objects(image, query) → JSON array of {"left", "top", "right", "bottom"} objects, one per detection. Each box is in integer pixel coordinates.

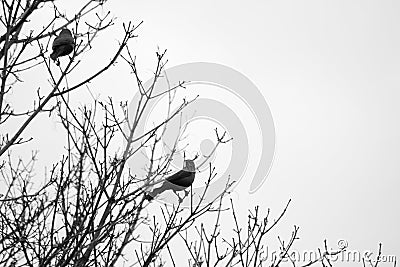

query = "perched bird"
[
  {"left": 145, "top": 159, "right": 196, "bottom": 201},
  {"left": 50, "top": 29, "right": 74, "bottom": 61}
]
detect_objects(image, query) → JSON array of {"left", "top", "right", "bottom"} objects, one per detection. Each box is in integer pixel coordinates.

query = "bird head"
[
  {"left": 183, "top": 160, "right": 195, "bottom": 173},
  {"left": 59, "top": 29, "right": 72, "bottom": 36}
]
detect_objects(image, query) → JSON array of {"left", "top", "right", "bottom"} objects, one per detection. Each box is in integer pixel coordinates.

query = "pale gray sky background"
[
  {"left": 108, "top": 1, "right": 399, "bottom": 263},
  {"left": 5, "top": 0, "right": 399, "bottom": 266}
]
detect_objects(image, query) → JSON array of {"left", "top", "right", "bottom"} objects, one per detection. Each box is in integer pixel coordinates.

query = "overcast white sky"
[
  {"left": 6, "top": 0, "right": 399, "bottom": 266},
  {"left": 109, "top": 1, "right": 399, "bottom": 263}
]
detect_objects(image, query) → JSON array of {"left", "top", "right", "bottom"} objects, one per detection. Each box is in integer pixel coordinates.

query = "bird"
[
  {"left": 145, "top": 158, "right": 197, "bottom": 201},
  {"left": 50, "top": 28, "right": 74, "bottom": 61}
]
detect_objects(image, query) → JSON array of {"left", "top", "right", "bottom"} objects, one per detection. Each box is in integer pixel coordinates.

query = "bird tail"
[
  {"left": 50, "top": 52, "right": 58, "bottom": 61},
  {"left": 144, "top": 193, "right": 153, "bottom": 201},
  {"left": 144, "top": 183, "right": 172, "bottom": 201}
]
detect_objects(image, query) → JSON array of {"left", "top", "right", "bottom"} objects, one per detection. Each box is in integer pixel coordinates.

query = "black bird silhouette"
[
  {"left": 145, "top": 159, "right": 196, "bottom": 201},
  {"left": 50, "top": 29, "right": 74, "bottom": 61}
]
